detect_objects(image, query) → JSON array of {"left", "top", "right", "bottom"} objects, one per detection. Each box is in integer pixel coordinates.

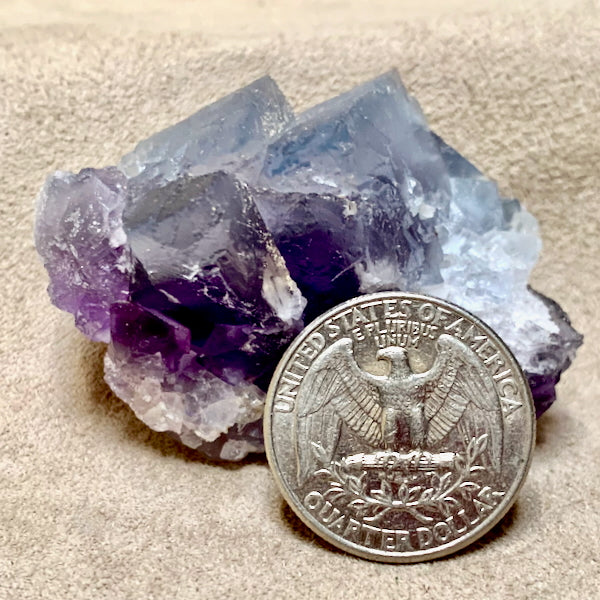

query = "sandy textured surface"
[{"left": 1, "top": 1, "right": 599, "bottom": 598}]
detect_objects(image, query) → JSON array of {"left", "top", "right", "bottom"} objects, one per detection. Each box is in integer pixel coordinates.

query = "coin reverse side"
[{"left": 265, "top": 292, "right": 535, "bottom": 562}]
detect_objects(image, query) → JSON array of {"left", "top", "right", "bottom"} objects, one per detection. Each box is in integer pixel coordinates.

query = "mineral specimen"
[
  {"left": 35, "top": 71, "right": 583, "bottom": 459},
  {"left": 256, "top": 71, "right": 447, "bottom": 320}
]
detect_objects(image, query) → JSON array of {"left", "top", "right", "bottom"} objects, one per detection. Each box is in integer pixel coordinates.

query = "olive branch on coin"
[{"left": 313, "top": 434, "right": 489, "bottom": 525}]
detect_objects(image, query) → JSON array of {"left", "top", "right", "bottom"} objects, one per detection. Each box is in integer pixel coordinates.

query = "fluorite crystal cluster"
[{"left": 35, "top": 71, "right": 582, "bottom": 460}]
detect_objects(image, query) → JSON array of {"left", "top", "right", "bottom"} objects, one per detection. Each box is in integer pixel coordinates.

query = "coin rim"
[{"left": 264, "top": 291, "right": 536, "bottom": 563}]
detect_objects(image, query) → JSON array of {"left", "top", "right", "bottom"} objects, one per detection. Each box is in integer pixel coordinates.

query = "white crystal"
[{"left": 104, "top": 349, "right": 264, "bottom": 448}]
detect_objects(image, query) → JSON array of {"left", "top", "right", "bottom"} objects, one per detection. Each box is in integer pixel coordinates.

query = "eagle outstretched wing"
[
  {"left": 421, "top": 334, "right": 504, "bottom": 472},
  {"left": 295, "top": 338, "right": 384, "bottom": 485}
]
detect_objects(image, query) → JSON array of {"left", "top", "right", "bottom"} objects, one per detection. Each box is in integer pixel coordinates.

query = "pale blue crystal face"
[
  {"left": 119, "top": 75, "right": 294, "bottom": 187},
  {"left": 260, "top": 71, "right": 449, "bottom": 203},
  {"left": 257, "top": 70, "right": 447, "bottom": 306},
  {"left": 34, "top": 72, "right": 583, "bottom": 459},
  {"left": 422, "top": 137, "right": 545, "bottom": 360}
]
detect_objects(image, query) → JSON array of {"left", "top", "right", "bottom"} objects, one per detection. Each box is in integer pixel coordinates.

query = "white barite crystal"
[
  {"left": 104, "top": 349, "right": 264, "bottom": 452},
  {"left": 421, "top": 138, "right": 557, "bottom": 374},
  {"left": 261, "top": 247, "right": 308, "bottom": 325}
]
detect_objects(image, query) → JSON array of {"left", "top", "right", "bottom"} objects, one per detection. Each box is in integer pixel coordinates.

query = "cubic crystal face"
[
  {"left": 124, "top": 171, "right": 305, "bottom": 386},
  {"left": 34, "top": 72, "right": 583, "bottom": 459},
  {"left": 34, "top": 167, "right": 133, "bottom": 342},
  {"left": 119, "top": 75, "right": 294, "bottom": 187}
]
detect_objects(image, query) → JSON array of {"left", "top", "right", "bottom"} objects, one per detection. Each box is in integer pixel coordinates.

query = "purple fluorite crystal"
[
  {"left": 34, "top": 167, "right": 132, "bottom": 342},
  {"left": 106, "top": 302, "right": 265, "bottom": 458},
  {"left": 123, "top": 171, "right": 305, "bottom": 386},
  {"left": 35, "top": 72, "right": 582, "bottom": 459}
]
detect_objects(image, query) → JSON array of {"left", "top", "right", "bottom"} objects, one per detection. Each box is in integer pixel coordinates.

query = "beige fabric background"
[{"left": 1, "top": 1, "right": 599, "bottom": 598}]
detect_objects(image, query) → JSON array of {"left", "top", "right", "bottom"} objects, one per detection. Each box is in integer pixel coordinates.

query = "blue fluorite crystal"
[
  {"left": 119, "top": 75, "right": 294, "bottom": 187},
  {"left": 260, "top": 71, "right": 449, "bottom": 201},
  {"left": 255, "top": 71, "right": 446, "bottom": 321},
  {"left": 35, "top": 71, "right": 583, "bottom": 458},
  {"left": 123, "top": 171, "right": 305, "bottom": 385}
]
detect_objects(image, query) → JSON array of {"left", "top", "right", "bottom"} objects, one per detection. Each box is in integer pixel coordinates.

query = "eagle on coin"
[{"left": 295, "top": 334, "right": 503, "bottom": 485}]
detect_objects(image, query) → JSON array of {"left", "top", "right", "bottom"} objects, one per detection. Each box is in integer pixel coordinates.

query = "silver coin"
[{"left": 264, "top": 292, "right": 535, "bottom": 562}]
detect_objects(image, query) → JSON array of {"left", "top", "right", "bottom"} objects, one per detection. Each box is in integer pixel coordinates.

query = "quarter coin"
[{"left": 264, "top": 292, "right": 535, "bottom": 562}]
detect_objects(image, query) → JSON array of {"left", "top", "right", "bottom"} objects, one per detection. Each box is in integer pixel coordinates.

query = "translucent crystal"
[
  {"left": 256, "top": 70, "right": 447, "bottom": 318},
  {"left": 123, "top": 171, "right": 306, "bottom": 385},
  {"left": 260, "top": 71, "right": 449, "bottom": 204},
  {"left": 421, "top": 137, "right": 582, "bottom": 410},
  {"left": 34, "top": 167, "right": 133, "bottom": 342},
  {"left": 119, "top": 75, "right": 294, "bottom": 187},
  {"left": 105, "top": 302, "right": 265, "bottom": 458}
]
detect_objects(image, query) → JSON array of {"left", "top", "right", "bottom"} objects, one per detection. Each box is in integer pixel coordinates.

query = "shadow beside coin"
[
  {"left": 279, "top": 499, "right": 355, "bottom": 558},
  {"left": 535, "top": 404, "right": 580, "bottom": 449},
  {"left": 447, "top": 501, "right": 520, "bottom": 562}
]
